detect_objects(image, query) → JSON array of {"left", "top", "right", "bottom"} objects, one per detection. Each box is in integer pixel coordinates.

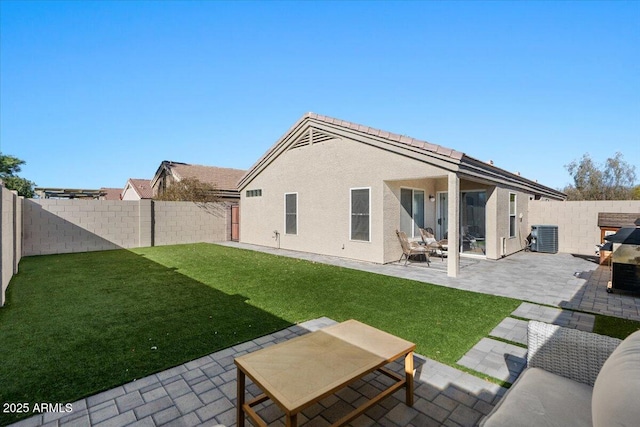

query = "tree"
[
  {"left": 563, "top": 152, "right": 638, "bottom": 200},
  {"left": 0, "top": 153, "right": 36, "bottom": 198},
  {"left": 154, "top": 177, "right": 219, "bottom": 202}
]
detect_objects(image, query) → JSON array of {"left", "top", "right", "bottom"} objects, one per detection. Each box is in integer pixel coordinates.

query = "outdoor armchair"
[
  {"left": 396, "top": 230, "right": 430, "bottom": 266},
  {"left": 418, "top": 228, "right": 446, "bottom": 260},
  {"left": 481, "top": 321, "right": 640, "bottom": 427}
]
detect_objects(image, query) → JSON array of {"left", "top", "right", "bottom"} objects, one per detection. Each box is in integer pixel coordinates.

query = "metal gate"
[{"left": 231, "top": 204, "right": 239, "bottom": 241}]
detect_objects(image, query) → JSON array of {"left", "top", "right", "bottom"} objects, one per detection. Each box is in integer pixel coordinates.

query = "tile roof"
[
  {"left": 169, "top": 163, "right": 246, "bottom": 191},
  {"left": 128, "top": 179, "right": 153, "bottom": 199},
  {"left": 239, "top": 112, "right": 565, "bottom": 199},
  {"left": 306, "top": 112, "right": 465, "bottom": 160},
  {"left": 100, "top": 188, "right": 122, "bottom": 200}
]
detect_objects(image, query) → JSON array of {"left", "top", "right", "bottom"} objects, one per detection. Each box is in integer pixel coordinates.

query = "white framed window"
[
  {"left": 400, "top": 188, "right": 425, "bottom": 238},
  {"left": 509, "top": 193, "right": 516, "bottom": 238},
  {"left": 284, "top": 193, "right": 297, "bottom": 235},
  {"left": 246, "top": 189, "right": 262, "bottom": 197},
  {"left": 350, "top": 187, "right": 370, "bottom": 241}
]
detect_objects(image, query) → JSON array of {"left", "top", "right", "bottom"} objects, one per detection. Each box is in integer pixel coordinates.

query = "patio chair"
[
  {"left": 396, "top": 230, "right": 430, "bottom": 266},
  {"left": 419, "top": 228, "right": 447, "bottom": 261}
]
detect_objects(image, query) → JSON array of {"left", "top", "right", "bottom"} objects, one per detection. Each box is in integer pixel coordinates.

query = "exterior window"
[
  {"left": 285, "top": 193, "right": 297, "bottom": 235},
  {"left": 509, "top": 193, "right": 516, "bottom": 238},
  {"left": 246, "top": 189, "right": 262, "bottom": 197},
  {"left": 350, "top": 188, "right": 370, "bottom": 241},
  {"left": 400, "top": 188, "right": 425, "bottom": 238}
]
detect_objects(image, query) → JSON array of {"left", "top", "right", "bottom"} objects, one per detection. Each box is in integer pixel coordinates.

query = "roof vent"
[
  {"left": 289, "top": 128, "right": 339, "bottom": 151},
  {"left": 290, "top": 130, "right": 311, "bottom": 150}
]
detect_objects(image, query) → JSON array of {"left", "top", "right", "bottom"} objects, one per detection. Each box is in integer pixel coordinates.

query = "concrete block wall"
[
  {"left": 21, "top": 199, "right": 232, "bottom": 257},
  {"left": 528, "top": 200, "right": 640, "bottom": 256},
  {"left": 22, "top": 199, "right": 140, "bottom": 256},
  {"left": 154, "top": 202, "right": 230, "bottom": 246},
  {"left": 1, "top": 186, "right": 22, "bottom": 307}
]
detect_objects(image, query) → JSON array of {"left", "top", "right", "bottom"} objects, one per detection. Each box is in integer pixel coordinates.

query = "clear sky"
[{"left": 1, "top": 0, "right": 638, "bottom": 191}]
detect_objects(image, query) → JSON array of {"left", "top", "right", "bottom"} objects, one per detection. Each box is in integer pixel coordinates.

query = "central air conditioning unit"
[{"left": 530, "top": 225, "right": 558, "bottom": 253}]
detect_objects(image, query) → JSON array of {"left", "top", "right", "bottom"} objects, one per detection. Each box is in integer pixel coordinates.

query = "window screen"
[
  {"left": 285, "top": 193, "right": 297, "bottom": 235},
  {"left": 509, "top": 193, "right": 516, "bottom": 238},
  {"left": 351, "top": 188, "right": 370, "bottom": 241}
]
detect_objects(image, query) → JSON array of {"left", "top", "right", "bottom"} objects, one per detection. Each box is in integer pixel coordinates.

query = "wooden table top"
[{"left": 235, "top": 320, "right": 415, "bottom": 413}]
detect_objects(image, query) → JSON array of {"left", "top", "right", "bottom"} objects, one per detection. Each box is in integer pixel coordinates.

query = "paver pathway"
[
  {"left": 457, "top": 339, "right": 527, "bottom": 384},
  {"left": 458, "top": 301, "right": 597, "bottom": 386},
  {"left": 488, "top": 318, "right": 528, "bottom": 345},
  {"left": 10, "top": 318, "right": 507, "bottom": 427},
  {"left": 512, "top": 302, "right": 595, "bottom": 331}
]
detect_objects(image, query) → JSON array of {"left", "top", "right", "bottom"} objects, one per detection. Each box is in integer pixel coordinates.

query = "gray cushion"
[
  {"left": 481, "top": 367, "right": 592, "bottom": 427},
  {"left": 592, "top": 329, "right": 640, "bottom": 427}
]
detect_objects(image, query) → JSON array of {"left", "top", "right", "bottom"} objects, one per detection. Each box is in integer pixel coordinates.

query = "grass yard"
[{"left": 2, "top": 243, "right": 636, "bottom": 424}]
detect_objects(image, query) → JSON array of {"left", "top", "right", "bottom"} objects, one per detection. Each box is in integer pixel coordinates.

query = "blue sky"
[{"left": 1, "top": 1, "right": 638, "bottom": 191}]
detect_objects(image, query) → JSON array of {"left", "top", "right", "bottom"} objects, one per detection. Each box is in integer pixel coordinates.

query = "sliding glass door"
[
  {"left": 400, "top": 188, "right": 425, "bottom": 238},
  {"left": 461, "top": 191, "right": 486, "bottom": 255},
  {"left": 436, "top": 190, "right": 486, "bottom": 255}
]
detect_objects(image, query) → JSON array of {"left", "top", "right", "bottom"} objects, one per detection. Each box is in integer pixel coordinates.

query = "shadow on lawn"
[{"left": 0, "top": 248, "right": 291, "bottom": 425}]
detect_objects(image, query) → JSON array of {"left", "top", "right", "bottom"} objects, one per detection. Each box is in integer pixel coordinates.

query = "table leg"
[
  {"left": 405, "top": 351, "right": 414, "bottom": 406},
  {"left": 285, "top": 413, "right": 297, "bottom": 427},
  {"left": 237, "top": 368, "right": 245, "bottom": 427}
]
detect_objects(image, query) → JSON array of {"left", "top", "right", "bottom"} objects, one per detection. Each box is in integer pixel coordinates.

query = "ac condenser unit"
[{"left": 530, "top": 225, "right": 558, "bottom": 253}]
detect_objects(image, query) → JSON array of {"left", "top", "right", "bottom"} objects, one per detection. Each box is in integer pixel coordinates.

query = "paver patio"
[{"left": 10, "top": 318, "right": 507, "bottom": 427}]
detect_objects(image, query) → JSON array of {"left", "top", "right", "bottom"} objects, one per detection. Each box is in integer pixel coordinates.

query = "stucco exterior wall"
[
  {"left": 121, "top": 185, "right": 141, "bottom": 200},
  {"left": 528, "top": 200, "right": 640, "bottom": 255},
  {"left": 492, "top": 187, "right": 535, "bottom": 258},
  {"left": 240, "top": 137, "right": 447, "bottom": 264}
]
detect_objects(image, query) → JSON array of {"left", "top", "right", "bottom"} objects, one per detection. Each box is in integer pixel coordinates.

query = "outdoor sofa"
[{"left": 481, "top": 320, "right": 640, "bottom": 427}]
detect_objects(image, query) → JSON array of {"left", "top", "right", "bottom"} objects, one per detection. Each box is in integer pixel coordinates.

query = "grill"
[{"left": 605, "top": 220, "right": 640, "bottom": 294}]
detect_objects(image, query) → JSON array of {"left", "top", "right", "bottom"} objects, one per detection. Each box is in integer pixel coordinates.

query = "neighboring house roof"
[
  {"left": 238, "top": 112, "right": 566, "bottom": 200},
  {"left": 170, "top": 163, "right": 246, "bottom": 192},
  {"left": 100, "top": 188, "right": 123, "bottom": 200},
  {"left": 150, "top": 161, "right": 246, "bottom": 198},
  {"left": 126, "top": 179, "right": 153, "bottom": 199},
  {"left": 35, "top": 188, "right": 105, "bottom": 199}
]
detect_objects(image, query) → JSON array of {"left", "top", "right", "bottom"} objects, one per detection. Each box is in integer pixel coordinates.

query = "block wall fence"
[
  {"left": 528, "top": 200, "right": 640, "bottom": 255},
  {"left": 0, "top": 186, "right": 22, "bottom": 307},
  {"left": 0, "top": 197, "right": 233, "bottom": 306},
  {"left": 21, "top": 199, "right": 233, "bottom": 256}
]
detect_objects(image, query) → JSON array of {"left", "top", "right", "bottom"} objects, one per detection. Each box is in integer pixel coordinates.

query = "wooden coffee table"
[{"left": 235, "top": 319, "right": 416, "bottom": 427}]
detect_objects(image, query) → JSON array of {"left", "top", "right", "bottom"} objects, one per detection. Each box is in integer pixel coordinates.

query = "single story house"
[
  {"left": 150, "top": 161, "right": 246, "bottom": 202},
  {"left": 121, "top": 178, "right": 153, "bottom": 200},
  {"left": 237, "top": 113, "right": 566, "bottom": 276}
]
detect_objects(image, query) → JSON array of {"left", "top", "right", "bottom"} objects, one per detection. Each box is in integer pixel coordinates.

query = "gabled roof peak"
[{"left": 302, "top": 112, "right": 464, "bottom": 161}]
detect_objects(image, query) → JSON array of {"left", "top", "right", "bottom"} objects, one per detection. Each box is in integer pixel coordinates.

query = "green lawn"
[{"left": 1, "top": 243, "right": 636, "bottom": 425}]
